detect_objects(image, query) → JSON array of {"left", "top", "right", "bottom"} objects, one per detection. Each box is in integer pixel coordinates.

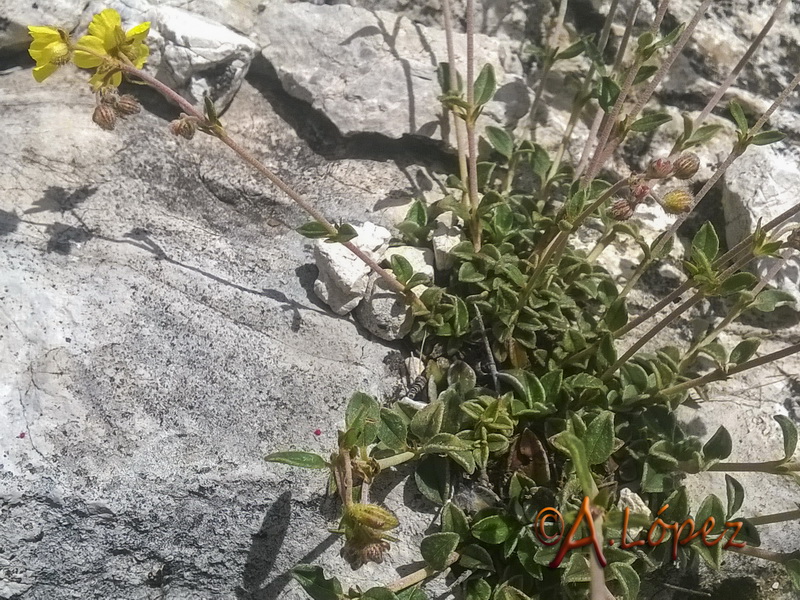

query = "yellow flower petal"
[
  {"left": 132, "top": 43, "right": 150, "bottom": 69},
  {"left": 73, "top": 35, "right": 106, "bottom": 68},
  {"left": 126, "top": 22, "right": 150, "bottom": 44},
  {"left": 88, "top": 8, "right": 123, "bottom": 51},
  {"left": 32, "top": 62, "right": 58, "bottom": 82}
]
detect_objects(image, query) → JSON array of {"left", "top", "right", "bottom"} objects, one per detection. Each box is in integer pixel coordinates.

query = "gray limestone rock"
[
  {"left": 723, "top": 144, "right": 800, "bottom": 309},
  {"left": 354, "top": 273, "right": 413, "bottom": 340},
  {"left": 312, "top": 222, "right": 392, "bottom": 315},
  {"left": 257, "top": 1, "right": 530, "bottom": 141}
]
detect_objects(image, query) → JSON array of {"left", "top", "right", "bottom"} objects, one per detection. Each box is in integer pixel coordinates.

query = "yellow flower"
[
  {"left": 73, "top": 8, "right": 150, "bottom": 89},
  {"left": 28, "top": 26, "right": 72, "bottom": 82}
]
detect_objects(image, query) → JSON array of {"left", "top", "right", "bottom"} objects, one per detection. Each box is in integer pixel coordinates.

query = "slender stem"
[
  {"left": 551, "top": 0, "right": 619, "bottom": 180},
  {"left": 603, "top": 292, "right": 704, "bottom": 380},
  {"left": 441, "top": 0, "right": 470, "bottom": 199},
  {"left": 745, "top": 509, "right": 800, "bottom": 527},
  {"left": 376, "top": 451, "right": 417, "bottom": 471},
  {"left": 117, "top": 62, "right": 414, "bottom": 299},
  {"left": 385, "top": 552, "right": 460, "bottom": 593},
  {"left": 687, "top": 0, "right": 789, "bottom": 136},
  {"left": 728, "top": 544, "right": 799, "bottom": 564},
  {"left": 660, "top": 342, "right": 800, "bottom": 396},
  {"left": 465, "top": 0, "right": 482, "bottom": 250}
]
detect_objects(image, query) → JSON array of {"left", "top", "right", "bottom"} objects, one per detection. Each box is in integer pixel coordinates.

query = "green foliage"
[{"left": 275, "top": 6, "right": 800, "bottom": 600}]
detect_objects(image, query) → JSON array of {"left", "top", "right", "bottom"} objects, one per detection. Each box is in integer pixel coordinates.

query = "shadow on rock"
[{"left": 235, "top": 492, "right": 339, "bottom": 600}]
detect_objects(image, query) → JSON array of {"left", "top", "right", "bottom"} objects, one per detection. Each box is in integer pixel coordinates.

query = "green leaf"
[
  {"left": 749, "top": 289, "right": 796, "bottom": 312},
  {"left": 464, "top": 579, "right": 492, "bottom": 600},
  {"left": 729, "top": 338, "right": 761, "bottom": 366},
  {"left": 411, "top": 400, "right": 444, "bottom": 443},
  {"left": 629, "top": 112, "right": 673, "bottom": 133},
  {"left": 598, "top": 76, "right": 620, "bottom": 112},
  {"left": 686, "top": 124, "right": 723, "bottom": 147},
  {"left": 362, "top": 588, "right": 399, "bottom": 600},
  {"left": 420, "top": 532, "right": 460, "bottom": 570},
  {"left": 473, "top": 64, "right": 496, "bottom": 106},
  {"left": 729, "top": 100, "right": 749, "bottom": 133},
  {"left": 203, "top": 94, "right": 219, "bottom": 125},
  {"left": 329, "top": 222, "right": 358, "bottom": 243},
  {"left": 458, "top": 261, "right": 485, "bottom": 283},
  {"left": 719, "top": 272, "right": 759, "bottom": 295},
  {"left": 550, "top": 431, "right": 598, "bottom": 498},
  {"left": 448, "top": 360, "right": 477, "bottom": 393},
  {"left": 405, "top": 199, "right": 427, "bottom": 226},
  {"left": 484, "top": 126, "right": 514, "bottom": 159},
  {"left": 345, "top": 392, "right": 380, "bottom": 446},
  {"left": 494, "top": 585, "right": 532, "bottom": 600},
  {"left": 265, "top": 451, "right": 328, "bottom": 469},
  {"left": 555, "top": 38, "right": 585, "bottom": 60},
  {"left": 297, "top": 221, "right": 333, "bottom": 239},
  {"left": 725, "top": 474, "right": 745, "bottom": 518},
  {"left": 775, "top": 415, "right": 798, "bottom": 463},
  {"left": 390, "top": 254, "right": 414, "bottom": 285},
  {"left": 605, "top": 298, "right": 628, "bottom": 331},
  {"left": 414, "top": 455, "right": 450, "bottom": 505},
  {"left": 458, "top": 543, "right": 495, "bottom": 571},
  {"left": 442, "top": 502, "right": 470, "bottom": 539},
  {"left": 378, "top": 408, "right": 408, "bottom": 451},
  {"left": 609, "top": 562, "right": 640, "bottom": 600},
  {"left": 633, "top": 64, "right": 658, "bottom": 85},
  {"left": 785, "top": 559, "right": 800, "bottom": 591},
  {"left": 291, "top": 565, "right": 343, "bottom": 600},
  {"left": 396, "top": 588, "right": 426, "bottom": 600},
  {"left": 691, "top": 222, "right": 719, "bottom": 262},
  {"left": 703, "top": 426, "right": 733, "bottom": 461},
  {"left": 583, "top": 411, "right": 615, "bottom": 465},
  {"left": 471, "top": 514, "right": 515, "bottom": 544},
  {"left": 749, "top": 130, "right": 786, "bottom": 146}
]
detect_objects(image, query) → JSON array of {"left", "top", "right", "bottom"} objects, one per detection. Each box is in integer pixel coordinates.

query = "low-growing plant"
[{"left": 27, "top": 1, "right": 800, "bottom": 599}]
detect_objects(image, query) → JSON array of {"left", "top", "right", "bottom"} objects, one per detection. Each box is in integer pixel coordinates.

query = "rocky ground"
[{"left": 1, "top": 1, "right": 799, "bottom": 599}]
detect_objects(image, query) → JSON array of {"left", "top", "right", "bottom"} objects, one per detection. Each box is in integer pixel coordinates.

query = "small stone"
[
  {"left": 431, "top": 213, "right": 462, "bottom": 271},
  {"left": 313, "top": 222, "right": 391, "bottom": 315},
  {"left": 354, "top": 274, "right": 412, "bottom": 341}
]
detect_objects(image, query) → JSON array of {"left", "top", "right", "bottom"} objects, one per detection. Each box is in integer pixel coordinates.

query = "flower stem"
[
  {"left": 117, "top": 62, "right": 412, "bottom": 299},
  {"left": 385, "top": 552, "right": 460, "bottom": 593}
]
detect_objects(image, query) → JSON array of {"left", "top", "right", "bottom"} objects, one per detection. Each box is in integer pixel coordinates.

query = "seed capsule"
[
  {"left": 673, "top": 152, "right": 700, "bottom": 179},
  {"left": 610, "top": 198, "right": 635, "bottom": 221},
  {"left": 115, "top": 94, "right": 141, "bottom": 117},
  {"left": 660, "top": 189, "right": 693, "bottom": 214},
  {"left": 170, "top": 114, "right": 197, "bottom": 140},
  {"left": 92, "top": 104, "right": 117, "bottom": 131}
]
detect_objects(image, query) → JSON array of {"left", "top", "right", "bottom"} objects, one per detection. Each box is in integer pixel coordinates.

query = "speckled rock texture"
[{"left": 1, "top": 1, "right": 800, "bottom": 599}]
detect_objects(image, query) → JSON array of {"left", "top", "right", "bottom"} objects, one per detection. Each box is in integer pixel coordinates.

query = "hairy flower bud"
[
  {"left": 347, "top": 503, "right": 399, "bottom": 531},
  {"left": 673, "top": 152, "right": 700, "bottom": 179},
  {"left": 660, "top": 189, "right": 693, "bottom": 214},
  {"left": 610, "top": 198, "right": 635, "bottom": 221},
  {"left": 92, "top": 104, "right": 117, "bottom": 131},
  {"left": 170, "top": 115, "right": 197, "bottom": 140},
  {"left": 646, "top": 158, "right": 673, "bottom": 179},
  {"left": 115, "top": 94, "right": 141, "bottom": 117}
]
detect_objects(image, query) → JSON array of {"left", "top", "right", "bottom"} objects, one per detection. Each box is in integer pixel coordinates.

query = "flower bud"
[
  {"left": 170, "top": 115, "right": 197, "bottom": 140},
  {"left": 632, "top": 184, "right": 650, "bottom": 201},
  {"left": 673, "top": 152, "right": 700, "bottom": 179},
  {"left": 646, "top": 158, "right": 673, "bottom": 179},
  {"left": 347, "top": 503, "right": 399, "bottom": 531},
  {"left": 610, "top": 198, "right": 635, "bottom": 221},
  {"left": 115, "top": 94, "right": 141, "bottom": 117},
  {"left": 660, "top": 189, "right": 693, "bottom": 214},
  {"left": 92, "top": 104, "right": 117, "bottom": 131}
]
